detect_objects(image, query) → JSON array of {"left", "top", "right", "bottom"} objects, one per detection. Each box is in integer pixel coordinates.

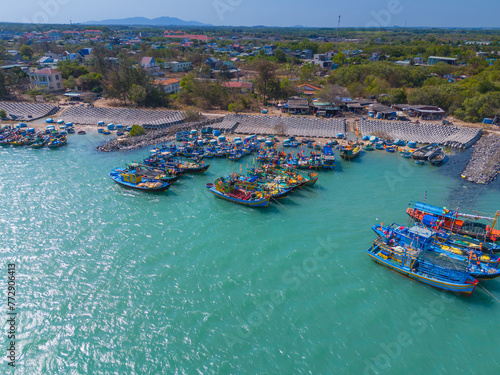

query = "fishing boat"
[
  {"left": 322, "top": 146, "right": 336, "bottom": 169},
  {"left": 375, "top": 141, "right": 385, "bottom": 150},
  {"left": 109, "top": 169, "right": 171, "bottom": 191},
  {"left": 340, "top": 143, "right": 361, "bottom": 160},
  {"left": 385, "top": 146, "right": 395, "bottom": 153},
  {"left": 30, "top": 139, "right": 47, "bottom": 149},
  {"left": 102, "top": 129, "right": 111, "bottom": 135},
  {"left": 367, "top": 237, "right": 478, "bottom": 294},
  {"left": 47, "top": 136, "right": 67, "bottom": 149},
  {"left": 205, "top": 181, "right": 270, "bottom": 207},
  {"left": 373, "top": 223, "right": 500, "bottom": 280},
  {"left": 407, "top": 202, "right": 500, "bottom": 242},
  {"left": 411, "top": 144, "right": 439, "bottom": 160},
  {"left": 78, "top": 130, "right": 86, "bottom": 135},
  {"left": 364, "top": 143, "right": 374, "bottom": 151},
  {"left": 428, "top": 148, "right": 446, "bottom": 165}
]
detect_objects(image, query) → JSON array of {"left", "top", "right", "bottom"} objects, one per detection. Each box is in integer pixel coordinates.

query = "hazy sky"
[{"left": 2, "top": 0, "right": 499, "bottom": 28}]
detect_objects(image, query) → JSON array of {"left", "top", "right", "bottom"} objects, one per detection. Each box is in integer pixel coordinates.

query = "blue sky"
[{"left": 3, "top": 0, "right": 499, "bottom": 28}]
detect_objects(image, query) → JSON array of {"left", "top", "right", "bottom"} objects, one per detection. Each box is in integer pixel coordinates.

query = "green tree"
[
  {"left": 130, "top": 125, "right": 146, "bottom": 137},
  {"left": 57, "top": 60, "right": 90, "bottom": 79},
  {"left": 19, "top": 45, "right": 34, "bottom": 59},
  {"left": 253, "top": 59, "right": 279, "bottom": 105},
  {"left": 274, "top": 48, "right": 287, "bottom": 63},
  {"left": 0, "top": 70, "right": 8, "bottom": 99},
  {"left": 0, "top": 109, "right": 7, "bottom": 119}
]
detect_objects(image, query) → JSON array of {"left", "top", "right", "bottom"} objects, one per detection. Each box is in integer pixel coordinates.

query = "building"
[
  {"left": 222, "top": 81, "right": 254, "bottom": 93},
  {"left": 427, "top": 56, "right": 457, "bottom": 66},
  {"left": 297, "top": 84, "right": 322, "bottom": 96},
  {"left": 162, "top": 61, "right": 192, "bottom": 72},
  {"left": 313, "top": 54, "right": 333, "bottom": 69},
  {"left": 284, "top": 96, "right": 310, "bottom": 114},
  {"left": 141, "top": 57, "right": 162, "bottom": 76},
  {"left": 28, "top": 68, "right": 63, "bottom": 91},
  {"left": 154, "top": 78, "right": 181, "bottom": 94},
  {"left": 369, "top": 53, "right": 380, "bottom": 62}
]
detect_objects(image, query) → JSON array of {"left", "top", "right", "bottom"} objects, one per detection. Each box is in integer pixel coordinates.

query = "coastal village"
[{"left": 1, "top": 25, "right": 499, "bottom": 184}]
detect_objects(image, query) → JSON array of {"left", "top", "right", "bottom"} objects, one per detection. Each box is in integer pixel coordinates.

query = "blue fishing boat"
[
  {"left": 375, "top": 141, "right": 385, "bottom": 150},
  {"left": 109, "top": 169, "right": 171, "bottom": 191},
  {"left": 385, "top": 146, "right": 395, "bottom": 153},
  {"left": 205, "top": 182, "right": 270, "bottom": 207},
  {"left": 367, "top": 239, "right": 478, "bottom": 294},
  {"left": 373, "top": 224, "right": 500, "bottom": 280}
]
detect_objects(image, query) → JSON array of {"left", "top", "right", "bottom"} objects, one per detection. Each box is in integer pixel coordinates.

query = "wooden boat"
[
  {"left": 178, "top": 161, "right": 210, "bottom": 173},
  {"left": 340, "top": 144, "right": 361, "bottom": 160},
  {"left": 428, "top": 147, "right": 446, "bottom": 165},
  {"left": 206, "top": 182, "right": 270, "bottom": 207},
  {"left": 407, "top": 202, "right": 500, "bottom": 242},
  {"left": 47, "top": 136, "right": 67, "bottom": 149},
  {"left": 30, "top": 140, "right": 46, "bottom": 149},
  {"left": 367, "top": 238, "right": 478, "bottom": 294},
  {"left": 109, "top": 169, "right": 171, "bottom": 191},
  {"left": 373, "top": 224, "right": 500, "bottom": 280},
  {"left": 411, "top": 144, "right": 439, "bottom": 160}
]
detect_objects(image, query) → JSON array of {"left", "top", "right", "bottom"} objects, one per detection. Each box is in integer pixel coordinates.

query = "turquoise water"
[{"left": 1, "top": 135, "right": 500, "bottom": 374}]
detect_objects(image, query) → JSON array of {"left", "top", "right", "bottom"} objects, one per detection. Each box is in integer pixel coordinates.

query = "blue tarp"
[{"left": 414, "top": 202, "right": 457, "bottom": 219}]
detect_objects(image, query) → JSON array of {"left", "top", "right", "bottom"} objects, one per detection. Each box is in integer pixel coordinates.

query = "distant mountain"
[{"left": 84, "top": 17, "right": 211, "bottom": 27}]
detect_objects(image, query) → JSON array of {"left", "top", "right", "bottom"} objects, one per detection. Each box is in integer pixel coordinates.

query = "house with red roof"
[
  {"left": 297, "top": 84, "right": 322, "bottom": 96},
  {"left": 222, "top": 81, "right": 254, "bottom": 93},
  {"left": 28, "top": 68, "right": 63, "bottom": 91},
  {"left": 154, "top": 78, "right": 181, "bottom": 94}
]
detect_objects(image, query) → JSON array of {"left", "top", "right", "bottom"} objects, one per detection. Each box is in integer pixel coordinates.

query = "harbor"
[{"left": 2, "top": 132, "right": 500, "bottom": 374}]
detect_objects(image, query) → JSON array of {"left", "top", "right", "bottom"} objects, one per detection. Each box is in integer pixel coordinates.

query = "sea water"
[{"left": 1, "top": 135, "right": 500, "bottom": 374}]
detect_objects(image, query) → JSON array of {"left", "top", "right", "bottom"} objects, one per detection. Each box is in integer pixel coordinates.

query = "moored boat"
[
  {"left": 205, "top": 181, "right": 270, "bottom": 207},
  {"left": 367, "top": 239, "right": 478, "bottom": 294},
  {"left": 109, "top": 169, "right": 171, "bottom": 191}
]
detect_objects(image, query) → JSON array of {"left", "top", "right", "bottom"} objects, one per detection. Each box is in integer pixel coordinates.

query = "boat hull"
[
  {"left": 109, "top": 173, "right": 171, "bottom": 191},
  {"left": 367, "top": 249, "right": 477, "bottom": 294},
  {"left": 206, "top": 185, "right": 269, "bottom": 207}
]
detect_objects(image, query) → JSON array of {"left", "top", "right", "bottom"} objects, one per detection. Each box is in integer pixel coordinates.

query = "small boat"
[
  {"left": 407, "top": 141, "right": 417, "bottom": 148},
  {"left": 78, "top": 130, "right": 86, "bottom": 135},
  {"left": 67, "top": 128, "right": 75, "bottom": 134},
  {"left": 364, "top": 144, "right": 374, "bottom": 151},
  {"left": 375, "top": 141, "right": 385, "bottom": 150},
  {"left": 400, "top": 151, "right": 412, "bottom": 158},
  {"left": 109, "top": 169, "right": 171, "bottom": 191},
  {"left": 340, "top": 144, "right": 361, "bottom": 160},
  {"left": 415, "top": 160, "right": 425, "bottom": 165},
  {"left": 206, "top": 182, "right": 270, "bottom": 207},
  {"left": 102, "top": 129, "right": 111, "bottom": 135},
  {"left": 411, "top": 144, "right": 439, "bottom": 160},
  {"left": 385, "top": 146, "right": 395, "bottom": 153},
  {"left": 116, "top": 131, "right": 124, "bottom": 136},
  {"left": 428, "top": 148, "right": 446, "bottom": 165}
]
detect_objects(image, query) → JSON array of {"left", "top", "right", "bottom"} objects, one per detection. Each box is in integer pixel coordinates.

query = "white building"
[
  {"left": 28, "top": 68, "right": 63, "bottom": 91},
  {"left": 154, "top": 78, "right": 181, "bottom": 94},
  {"left": 162, "top": 61, "right": 192, "bottom": 72}
]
